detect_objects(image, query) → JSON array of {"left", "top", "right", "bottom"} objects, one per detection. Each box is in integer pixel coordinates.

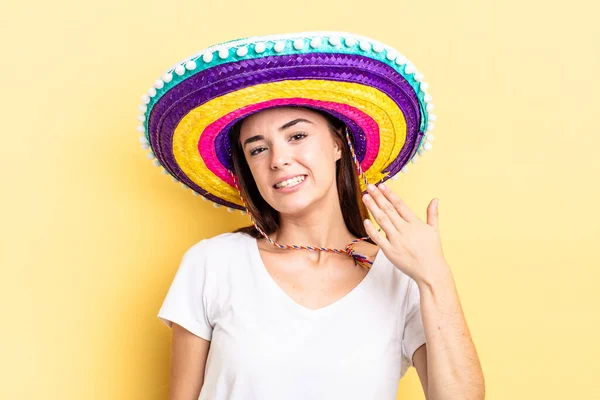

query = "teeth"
[{"left": 275, "top": 175, "right": 305, "bottom": 188}]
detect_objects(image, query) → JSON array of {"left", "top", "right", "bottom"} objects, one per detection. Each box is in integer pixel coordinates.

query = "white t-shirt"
[{"left": 158, "top": 231, "right": 426, "bottom": 400}]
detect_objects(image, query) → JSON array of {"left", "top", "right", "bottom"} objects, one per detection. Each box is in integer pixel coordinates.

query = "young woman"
[{"left": 144, "top": 32, "right": 484, "bottom": 400}]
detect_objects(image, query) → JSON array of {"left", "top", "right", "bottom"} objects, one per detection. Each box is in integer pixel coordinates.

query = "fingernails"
[
  {"left": 379, "top": 183, "right": 386, "bottom": 191},
  {"left": 367, "top": 184, "right": 376, "bottom": 192}
]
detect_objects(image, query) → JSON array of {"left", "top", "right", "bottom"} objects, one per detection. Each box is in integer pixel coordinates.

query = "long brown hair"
[{"left": 229, "top": 106, "right": 373, "bottom": 244}]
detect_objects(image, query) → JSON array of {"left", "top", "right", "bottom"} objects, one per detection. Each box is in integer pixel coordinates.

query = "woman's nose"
[{"left": 270, "top": 144, "right": 291, "bottom": 170}]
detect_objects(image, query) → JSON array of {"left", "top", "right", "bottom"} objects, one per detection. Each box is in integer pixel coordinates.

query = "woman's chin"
[{"left": 271, "top": 196, "right": 314, "bottom": 215}]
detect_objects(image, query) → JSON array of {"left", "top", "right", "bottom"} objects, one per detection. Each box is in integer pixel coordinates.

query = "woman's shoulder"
[
  {"left": 191, "top": 231, "right": 251, "bottom": 253},
  {"left": 180, "top": 232, "right": 252, "bottom": 257}
]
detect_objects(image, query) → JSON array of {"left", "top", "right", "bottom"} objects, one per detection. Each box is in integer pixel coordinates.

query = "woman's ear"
[
  {"left": 334, "top": 143, "right": 342, "bottom": 161},
  {"left": 333, "top": 129, "right": 343, "bottom": 162}
]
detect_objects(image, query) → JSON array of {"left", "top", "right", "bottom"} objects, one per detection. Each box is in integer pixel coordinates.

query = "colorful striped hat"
[{"left": 137, "top": 31, "right": 436, "bottom": 214}]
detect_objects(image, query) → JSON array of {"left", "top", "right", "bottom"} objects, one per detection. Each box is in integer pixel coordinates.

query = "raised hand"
[{"left": 361, "top": 183, "right": 449, "bottom": 285}]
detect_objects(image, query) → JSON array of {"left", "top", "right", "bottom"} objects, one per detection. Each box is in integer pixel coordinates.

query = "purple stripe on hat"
[{"left": 148, "top": 53, "right": 421, "bottom": 204}]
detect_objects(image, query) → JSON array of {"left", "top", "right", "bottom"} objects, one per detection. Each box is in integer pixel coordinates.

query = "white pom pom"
[
  {"left": 174, "top": 64, "right": 185, "bottom": 76},
  {"left": 171, "top": 176, "right": 178, "bottom": 183},
  {"left": 391, "top": 173, "right": 400, "bottom": 180},
  {"left": 137, "top": 114, "right": 145, "bottom": 122},
  {"left": 405, "top": 64, "right": 416, "bottom": 74},
  {"left": 185, "top": 60, "right": 197, "bottom": 70},
  {"left": 310, "top": 37, "right": 321, "bottom": 48},
  {"left": 411, "top": 155, "right": 419, "bottom": 164},
  {"left": 401, "top": 165, "right": 409, "bottom": 173},
  {"left": 154, "top": 79, "right": 164, "bottom": 89},
  {"left": 359, "top": 40, "right": 370, "bottom": 51},
  {"left": 218, "top": 48, "right": 229, "bottom": 59},
  {"left": 429, "top": 113, "right": 437, "bottom": 122},
  {"left": 227, "top": 207, "right": 235, "bottom": 213},
  {"left": 426, "top": 103, "right": 435, "bottom": 112},
  {"left": 141, "top": 143, "right": 150, "bottom": 150},
  {"left": 161, "top": 168, "right": 169, "bottom": 175},
  {"left": 426, "top": 133, "right": 435, "bottom": 141},
  {"left": 141, "top": 94, "right": 150, "bottom": 104},
  {"left": 136, "top": 125, "right": 145, "bottom": 133},
  {"left": 329, "top": 36, "right": 341, "bottom": 46},
  {"left": 293, "top": 39, "right": 304, "bottom": 50},
  {"left": 213, "top": 202, "right": 221, "bottom": 208},
  {"left": 139, "top": 135, "right": 149, "bottom": 144},
  {"left": 152, "top": 159, "right": 161, "bottom": 167},
  {"left": 423, "top": 142, "right": 433, "bottom": 151},
  {"left": 373, "top": 43, "right": 384, "bottom": 53},
  {"left": 236, "top": 46, "right": 248, "bottom": 57},
  {"left": 254, "top": 42, "right": 266, "bottom": 53},
  {"left": 274, "top": 41, "right": 285, "bottom": 52},
  {"left": 201, "top": 195, "right": 208, "bottom": 201},
  {"left": 138, "top": 104, "right": 147, "bottom": 113},
  {"left": 240, "top": 210, "right": 248, "bottom": 215},
  {"left": 345, "top": 37, "right": 357, "bottom": 47},
  {"left": 415, "top": 72, "right": 424, "bottom": 82},
  {"left": 192, "top": 191, "right": 199, "bottom": 196},
  {"left": 181, "top": 183, "right": 188, "bottom": 189},
  {"left": 417, "top": 149, "right": 425, "bottom": 156},
  {"left": 421, "top": 82, "right": 429, "bottom": 91},
  {"left": 395, "top": 54, "right": 408, "bottom": 65},
  {"left": 162, "top": 73, "right": 173, "bottom": 83},
  {"left": 424, "top": 94, "right": 433, "bottom": 102},
  {"left": 147, "top": 152, "right": 155, "bottom": 160},
  {"left": 427, "top": 123, "right": 435, "bottom": 132},
  {"left": 386, "top": 50, "right": 397, "bottom": 61},
  {"left": 148, "top": 87, "right": 157, "bottom": 97},
  {"left": 202, "top": 52, "right": 213, "bottom": 63}
]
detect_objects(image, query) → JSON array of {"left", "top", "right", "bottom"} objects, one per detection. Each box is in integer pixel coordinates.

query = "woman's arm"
[
  {"left": 169, "top": 323, "right": 211, "bottom": 400},
  {"left": 416, "top": 266, "right": 485, "bottom": 400},
  {"left": 359, "top": 185, "right": 485, "bottom": 398}
]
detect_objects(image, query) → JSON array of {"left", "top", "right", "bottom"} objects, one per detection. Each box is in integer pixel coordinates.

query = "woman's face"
[{"left": 238, "top": 107, "right": 342, "bottom": 214}]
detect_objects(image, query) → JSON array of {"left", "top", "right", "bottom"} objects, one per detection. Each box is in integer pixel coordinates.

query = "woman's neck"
[{"left": 274, "top": 193, "right": 356, "bottom": 250}]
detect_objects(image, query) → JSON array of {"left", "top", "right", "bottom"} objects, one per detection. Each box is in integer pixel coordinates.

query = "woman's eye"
[
  {"left": 291, "top": 133, "right": 307, "bottom": 141},
  {"left": 248, "top": 133, "right": 307, "bottom": 156},
  {"left": 249, "top": 147, "right": 266, "bottom": 156}
]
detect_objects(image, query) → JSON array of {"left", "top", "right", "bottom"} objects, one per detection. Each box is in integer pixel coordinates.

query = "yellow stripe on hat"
[{"left": 172, "top": 79, "right": 407, "bottom": 206}]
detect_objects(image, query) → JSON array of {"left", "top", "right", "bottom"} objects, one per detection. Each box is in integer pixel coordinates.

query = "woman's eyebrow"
[
  {"left": 278, "top": 118, "right": 313, "bottom": 131},
  {"left": 243, "top": 118, "right": 313, "bottom": 148},
  {"left": 243, "top": 135, "right": 264, "bottom": 148}
]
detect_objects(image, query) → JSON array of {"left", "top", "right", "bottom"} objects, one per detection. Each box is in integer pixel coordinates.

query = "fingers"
[
  {"left": 363, "top": 219, "right": 391, "bottom": 252},
  {"left": 365, "top": 184, "right": 406, "bottom": 232},
  {"left": 364, "top": 183, "right": 416, "bottom": 227},
  {"left": 427, "top": 198, "right": 440, "bottom": 232},
  {"left": 378, "top": 183, "right": 421, "bottom": 223},
  {"left": 362, "top": 192, "right": 399, "bottom": 240}
]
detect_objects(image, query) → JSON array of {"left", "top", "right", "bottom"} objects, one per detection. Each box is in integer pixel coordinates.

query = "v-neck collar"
[{"left": 245, "top": 233, "right": 383, "bottom": 319}]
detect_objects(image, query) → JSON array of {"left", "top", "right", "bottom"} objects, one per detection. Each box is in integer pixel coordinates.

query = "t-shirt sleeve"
[
  {"left": 399, "top": 278, "right": 427, "bottom": 379},
  {"left": 157, "top": 240, "right": 213, "bottom": 341}
]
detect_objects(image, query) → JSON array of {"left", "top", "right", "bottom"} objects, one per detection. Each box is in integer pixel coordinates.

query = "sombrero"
[{"left": 137, "top": 31, "right": 436, "bottom": 214}]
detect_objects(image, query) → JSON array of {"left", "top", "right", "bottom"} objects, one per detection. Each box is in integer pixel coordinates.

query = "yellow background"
[{"left": 2, "top": 0, "right": 598, "bottom": 398}]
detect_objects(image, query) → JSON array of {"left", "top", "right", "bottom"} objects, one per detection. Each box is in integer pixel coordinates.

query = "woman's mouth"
[{"left": 273, "top": 175, "right": 307, "bottom": 192}]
